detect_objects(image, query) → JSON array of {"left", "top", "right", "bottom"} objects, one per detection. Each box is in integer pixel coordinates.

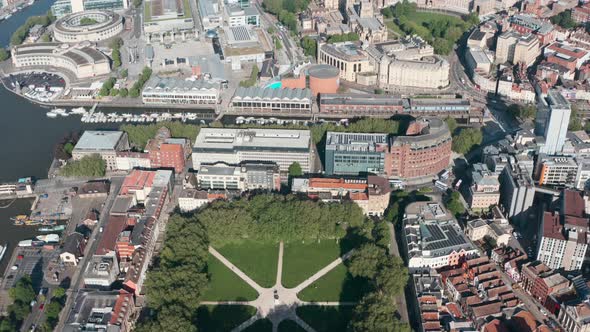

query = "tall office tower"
[{"left": 541, "top": 90, "right": 571, "bottom": 155}]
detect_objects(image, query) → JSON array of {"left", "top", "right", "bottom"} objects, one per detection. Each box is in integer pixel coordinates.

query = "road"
[
  {"left": 254, "top": 1, "right": 298, "bottom": 63},
  {"left": 387, "top": 223, "right": 409, "bottom": 324},
  {"left": 54, "top": 176, "right": 124, "bottom": 331}
]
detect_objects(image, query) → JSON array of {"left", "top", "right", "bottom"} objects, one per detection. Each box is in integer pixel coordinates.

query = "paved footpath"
[{"left": 203, "top": 242, "right": 356, "bottom": 332}]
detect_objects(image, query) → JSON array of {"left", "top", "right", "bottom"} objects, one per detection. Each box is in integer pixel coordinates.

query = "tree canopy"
[
  {"left": 451, "top": 128, "right": 483, "bottom": 155},
  {"left": 508, "top": 104, "right": 536, "bottom": 120},
  {"left": 0, "top": 48, "right": 9, "bottom": 61},
  {"left": 10, "top": 12, "right": 55, "bottom": 46},
  {"left": 445, "top": 190, "right": 465, "bottom": 217},
  {"left": 198, "top": 194, "right": 366, "bottom": 246},
  {"left": 550, "top": 10, "right": 577, "bottom": 29},
  {"left": 60, "top": 154, "right": 106, "bottom": 177},
  {"left": 288, "top": 162, "right": 303, "bottom": 177}
]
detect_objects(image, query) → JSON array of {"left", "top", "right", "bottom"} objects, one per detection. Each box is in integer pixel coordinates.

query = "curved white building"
[
  {"left": 54, "top": 10, "right": 124, "bottom": 43},
  {"left": 12, "top": 42, "right": 111, "bottom": 79}
]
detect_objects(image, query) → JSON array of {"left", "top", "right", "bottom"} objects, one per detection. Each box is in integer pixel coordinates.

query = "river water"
[{"left": 0, "top": 0, "right": 117, "bottom": 272}]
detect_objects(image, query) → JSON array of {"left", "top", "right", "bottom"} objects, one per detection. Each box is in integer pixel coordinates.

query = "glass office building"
[{"left": 51, "top": 0, "right": 127, "bottom": 18}]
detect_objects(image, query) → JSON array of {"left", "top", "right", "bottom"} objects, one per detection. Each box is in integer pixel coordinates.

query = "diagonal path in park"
[{"left": 202, "top": 242, "right": 356, "bottom": 332}]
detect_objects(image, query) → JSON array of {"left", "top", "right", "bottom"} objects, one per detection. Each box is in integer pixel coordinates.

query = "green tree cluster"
[
  {"left": 345, "top": 221, "right": 409, "bottom": 331},
  {"left": 551, "top": 10, "right": 577, "bottom": 29},
  {"left": 445, "top": 117, "right": 458, "bottom": 134},
  {"left": 445, "top": 190, "right": 465, "bottom": 217},
  {"left": 388, "top": 0, "right": 476, "bottom": 55},
  {"left": 99, "top": 77, "right": 117, "bottom": 97},
  {"left": 198, "top": 194, "right": 365, "bottom": 246},
  {"left": 507, "top": 104, "right": 536, "bottom": 120},
  {"left": 60, "top": 154, "right": 106, "bottom": 177},
  {"left": 301, "top": 36, "right": 317, "bottom": 58},
  {"left": 569, "top": 104, "right": 583, "bottom": 131},
  {"left": 262, "top": 0, "right": 310, "bottom": 32},
  {"left": 288, "top": 162, "right": 303, "bottom": 177},
  {"left": 327, "top": 33, "right": 360, "bottom": 43},
  {"left": 0, "top": 276, "right": 36, "bottom": 331},
  {"left": 0, "top": 48, "right": 10, "bottom": 61},
  {"left": 42, "top": 287, "right": 67, "bottom": 330},
  {"left": 239, "top": 65, "right": 260, "bottom": 87},
  {"left": 129, "top": 66, "right": 153, "bottom": 98},
  {"left": 110, "top": 37, "right": 124, "bottom": 69},
  {"left": 136, "top": 214, "right": 210, "bottom": 332},
  {"left": 121, "top": 122, "right": 201, "bottom": 149},
  {"left": 274, "top": 36, "right": 283, "bottom": 50},
  {"left": 10, "top": 11, "right": 55, "bottom": 46},
  {"left": 451, "top": 127, "right": 482, "bottom": 154}
]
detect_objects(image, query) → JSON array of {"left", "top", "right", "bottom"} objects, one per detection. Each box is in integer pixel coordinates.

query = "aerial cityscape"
[{"left": 0, "top": 0, "right": 590, "bottom": 329}]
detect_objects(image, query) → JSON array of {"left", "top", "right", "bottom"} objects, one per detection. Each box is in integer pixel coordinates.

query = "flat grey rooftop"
[
  {"left": 74, "top": 131, "right": 124, "bottom": 151},
  {"left": 193, "top": 128, "right": 311, "bottom": 151}
]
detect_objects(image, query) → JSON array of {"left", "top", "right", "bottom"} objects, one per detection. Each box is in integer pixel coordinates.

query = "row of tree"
[
  {"left": 129, "top": 67, "right": 153, "bottom": 98},
  {"left": 345, "top": 220, "right": 410, "bottom": 331},
  {"left": 197, "top": 194, "right": 366, "bottom": 246},
  {"left": 110, "top": 37, "right": 124, "bottom": 69},
  {"left": 0, "top": 276, "right": 35, "bottom": 331},
  {"left": 10, "top": 11, "right": 55, "bottom": 46},
  {"left": 120, "top": 121, "right": 201, "bottom": 149},
  {"left": 327, "top": 33, "right": 360, "bottom": 43},
  {"left": 99, "top": 77, "right": 118, "bottom": 97},
  {"left": 451, "top": 127, "right": 483, "bottom": 155},
  {"left": 60, "top": 154, "right": 106, "bottom": 177},
  {"left": 136, "top": 214, "right": 210, "bottom": 332},
  {"left": 262, "top": 0, "right": 309, "bottom": 32}
]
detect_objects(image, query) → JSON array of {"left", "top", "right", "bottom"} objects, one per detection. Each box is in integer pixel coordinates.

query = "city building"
[
  {"left": 346, "top": 1, "right": 388, "bottom": 44},
  {"left": 318, "top": 41, "right": 374, "bottom": 82},
  {"left": 495, "top": 31, "right": 540, "bottom": 66},
  {"left": 537, "top": 190, "right": 589, "bottom": 271},
  {"left": 72, "top": 131, "right": 130, "bottom": 170},
  {"left": 229, "top": 87, "right": 312, "bottom": 113},
  {"left": 144, "top": 130, "right": 187, "bottom": 173},
  {"left": 115, "top": 152, "right": 151, "bottom": 171},
  {"left": 491, "top": 246, "right": 528, "bottom": 282},
  {"left": 466, "top": 46, "right": 494, "bottom": 75},
  {"left": 60, "top": 232, "right": 86, "bottom": 266},
  {"left": 178, "top": 188, "right": 240, "bottom": 212},
  {"left": 537, "top": 156, "right": 579, "bottom": 186},
  {"left": 198, "top": 0, "right": 222, "bottom": 29},
  {"left": 11, "top": 42, "right": 111, "bottom": 79},
  {"left": 83, "top": 252, "right": 120, "bottom": 288},
  {"left": 541, "top": 90, "right": 572, "bottom": 155},
  {"left": 558, "top": 301, "right": 590, "bottom": 332},
  {"left": 291, "top": 176, "right": 391, "bottom": 216},
  {"left": 143, "top": 0, "right": 195, "bottom": 36},
  {"left": 63, "top": 290, "right": 134, "bottom": 332},
  {"left": 142, "top": 77, "right": 220, "bottom": 105},
  {"left": 467, "top": 163, "right": 501, "bottom": 211},
  {"left": 192, "top": 128, "right": 315, "bottom": 175},
  {"left": 224, "top": 3, "right": 259, "bottom": 27},
  {"left": 318, "top": 94, "right": 480, "bottom": 122},
  {"left": 373, "top": 37, "right": 450, "bottom": 89},
  {"left": 51, "top": 0, "right": 129, "bottom": 17},
  {"left": 53, "top": 10, "right": 124, "bottom": 43},
  {"left": 510, "top": 14, "right": 555, "bottom": 45},
  {"left": 465, "top": 218, "right": 513, "bottom": 247},
  {"left": 387, "top": 118, "right": 452, "bottom": 180},
  {"left": 499, "top": 161, "right": 535, "bottom": 221},
  {"left": 403, "top": 202, "right": 477, "bottom": 272},
  {"left": 521, "top": 261, "right": 569, "bottom": 305},
  {"left": 572, "top": 3, "right": 590, "bottom": 23},
  {"left": 221, "top": 26, "right": 268, "bottom": 70},
  {"left": 324, "top": 132, "right": 389, "bottom": 176},
  {"left": 197, "top": 161, "right": 281, "bottom": 191}
]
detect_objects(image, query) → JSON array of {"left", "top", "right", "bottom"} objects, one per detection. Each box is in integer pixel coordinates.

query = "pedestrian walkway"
[{"left": 203, "top": 242, "right": 356, "bottom": 332}]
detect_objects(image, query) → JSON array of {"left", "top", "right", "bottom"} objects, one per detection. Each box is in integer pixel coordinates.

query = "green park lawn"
[
  {"left": 243, "top": 318, "right": 272, "bottom": 332},
  {"left": 297, "top": 264, "right": 369, "bottom": 302},
  {"left": 281, "top": 240, "right": 346, "bottom": 288},
  {"left": 278, "top": 319, "right": 307, "bottom": 332},
  {"left": 296, "top": 305, "right": 354, "bottom": 332},
  {"left": 407, "top": 10, "right": 465, "bottom": 28},
  {"left": 202, "top": 254, "right": 258, "bottom": 301},
  {"left": 197, "top": 305, "right": 257, "bottom": 332},
  {"left": 217, "top": 241, "right": 279, "bottom": 288}
]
